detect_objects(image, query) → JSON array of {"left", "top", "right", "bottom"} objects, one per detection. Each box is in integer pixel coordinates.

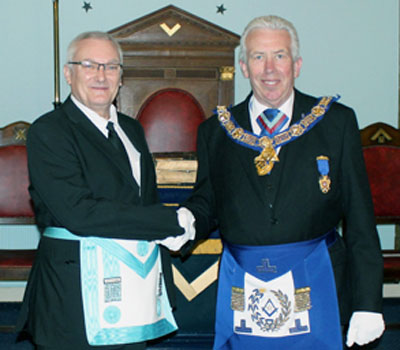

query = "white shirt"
[{"left": 71, "top": 95, "right": 141, "bottom": 188}]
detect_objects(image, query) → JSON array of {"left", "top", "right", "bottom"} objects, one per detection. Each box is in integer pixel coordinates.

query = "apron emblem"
[
  {"left": 294, "top": 287, "right": 312, "bottom": 312},
  {"left": 248, "top": 288, "right": 291, "bottom": 332},
  {"left": 231, "top": 286, "right": 245, "bottom": 311},
  {"left": 256, "top": 258, "right": 277, "bottom": 273},
  {"left": 104, "top": 277, "right": 122, "bottom": 302}
]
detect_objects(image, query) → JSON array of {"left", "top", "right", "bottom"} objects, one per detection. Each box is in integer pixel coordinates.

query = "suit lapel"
[
  {"left": 62, "top": 97, "right": 140, "bottom": 194},
  {"left": 291, "top": 89, "right": 313, "bottom": 124},
  {"left": 229, "top": 91, "right": 317, "bottom": 207},
  {"left": 118, "top": 115, "right": 149, "bottom": 195},
  {"left": 229, "top": 96, "right": 272, "bottom": 206},
  {"left": 271, "top": 90, "right": 318, "bottom": 209}
]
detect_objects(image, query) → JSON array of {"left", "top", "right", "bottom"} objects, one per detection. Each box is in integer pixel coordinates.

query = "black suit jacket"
[
  {"left": 184, "top": 90, "right": 383, "bottom": 324},
  {"left": 17, "top": 97, "right": 183, "bottom": 346}
]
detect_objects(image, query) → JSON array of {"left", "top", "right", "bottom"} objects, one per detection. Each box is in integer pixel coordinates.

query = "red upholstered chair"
[
  {"left": 360, "top": 122, "right": 400, "bottom": 282},
  {"left": 137, "top": 88, "right": 206, "bottom": 154},
  {"left": 0, "top": 121, "right": 36, "bottom": 281}
]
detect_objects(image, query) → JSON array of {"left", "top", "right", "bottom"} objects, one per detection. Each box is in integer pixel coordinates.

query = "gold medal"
[
  {"left": 316, "top": 156, "right": 331, "bottom": 194},
  {"left": 254, "top": 136, "right": 279, "bottom": 176},
  {"left": 319, "top": 175, "right": 331, "bottom": 194}
]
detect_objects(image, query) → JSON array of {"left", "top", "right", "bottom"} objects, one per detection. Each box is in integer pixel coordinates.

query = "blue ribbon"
[{"left": 317, "top": 158, "right": 329, "bottom": 176}]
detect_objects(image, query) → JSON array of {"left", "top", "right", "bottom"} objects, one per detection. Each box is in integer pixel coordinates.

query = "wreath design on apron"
[{"left": 248, "top": 288, "right": 291, "bottom": 332}]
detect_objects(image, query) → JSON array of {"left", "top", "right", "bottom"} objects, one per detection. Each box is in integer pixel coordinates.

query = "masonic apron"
[
  {"left": 44, "top": 227, "right": 177, "bottom": 346},
  {"left": 214, "top": 231, "right": 342, "bottom": 350}
]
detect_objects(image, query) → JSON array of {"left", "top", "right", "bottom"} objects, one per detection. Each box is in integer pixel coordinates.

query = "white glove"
[
  {"left": 346, "top": 311, "right": 385, "bottom": 347},
  {"left": 155, "top": 207, "right": 196, "bottom": 252},
  {"left": 176, "top": 207, "right": 196, "bottom": 240},
  {"left": 155, "top": 233, "right": 190, "bottom": 252}
]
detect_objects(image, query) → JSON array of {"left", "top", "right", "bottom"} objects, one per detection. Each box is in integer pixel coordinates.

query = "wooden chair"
[
  {"left": 360, "top": 122, "right": 400, "bottom": 283},
  {"left": 0, "top": 121, "right": 36, "bottom": 281}
]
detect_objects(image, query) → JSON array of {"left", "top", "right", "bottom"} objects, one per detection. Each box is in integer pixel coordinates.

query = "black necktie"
[{"left": 106, "top": 121, "right": 131, "bottom": 168}]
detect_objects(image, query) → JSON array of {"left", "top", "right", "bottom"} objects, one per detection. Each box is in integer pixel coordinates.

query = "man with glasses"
[{"left": 17, "top": 31, "right": 194, "bottom": 350}]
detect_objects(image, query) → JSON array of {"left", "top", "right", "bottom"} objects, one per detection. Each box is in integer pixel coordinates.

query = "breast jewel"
[{"left": 217, "top": 95, "right": 340, "bottom": 175}]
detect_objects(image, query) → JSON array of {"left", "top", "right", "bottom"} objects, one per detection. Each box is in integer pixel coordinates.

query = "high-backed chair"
[
  {"left": 360, "top": 122, "right": 400, "bottom": 283},
  {"left": 137, "top": 88, "right": 206, "bottom": 154},
  {"left": 0, "top": 121, "right": 36, "bottom": 281}
]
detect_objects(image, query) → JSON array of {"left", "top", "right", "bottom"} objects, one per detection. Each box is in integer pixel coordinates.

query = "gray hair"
[
  {"left": 239, "top": 15, "right": 300, "bottom": 63},
  {"left": 66, "top": 31, "right": 123, "bottom": 64}
]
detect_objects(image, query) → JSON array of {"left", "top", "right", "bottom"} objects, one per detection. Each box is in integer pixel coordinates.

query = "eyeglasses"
[{"left": 68, "top": 60, "right": 122, "bottom": 74}]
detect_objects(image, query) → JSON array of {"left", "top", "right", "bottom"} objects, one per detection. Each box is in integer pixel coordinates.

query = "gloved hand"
[
  {"left": 155, "top": 207, "right": 195, "bottom": 251},
  {"left": 176, "top": 207, "right": 196, "bottom": 241},
  {"left": 346, "top": 311, "right": 385, "bottom": 347},
  {"left": 155, "top": 233, "right": 190, "bottom": 252}
]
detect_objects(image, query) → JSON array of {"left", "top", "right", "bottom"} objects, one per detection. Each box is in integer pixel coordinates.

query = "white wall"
[
  {"left": 1, "top": 0, "right": 398, "bottom": 127},
  {"left": 0, "top": 0, "right": 399, "bottom": 297}
]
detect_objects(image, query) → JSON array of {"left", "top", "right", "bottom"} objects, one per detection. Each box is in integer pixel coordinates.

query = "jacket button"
[{"left": 271, "top": 218, "right": 278, "bottom": 224}]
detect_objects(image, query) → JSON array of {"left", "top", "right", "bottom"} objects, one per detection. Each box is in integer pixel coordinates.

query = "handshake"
[{"left": 155, "top": 207, "right": 196, "bottom": 251}]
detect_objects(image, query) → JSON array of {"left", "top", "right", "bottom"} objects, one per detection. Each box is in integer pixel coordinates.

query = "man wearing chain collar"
[{"left": 183, "top": 15, "right": 384, "bottom": 349}]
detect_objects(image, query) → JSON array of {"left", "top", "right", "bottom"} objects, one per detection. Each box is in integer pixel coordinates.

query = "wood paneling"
[{"left": 109, "top": 5, "right": 240, "bottom": 127}]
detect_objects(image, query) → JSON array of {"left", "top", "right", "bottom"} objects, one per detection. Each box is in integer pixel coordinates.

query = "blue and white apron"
[
  {"left": 44, "top": 227, "right": 177, "bottom": 346},
  {"left": 214, "top": 231, "right": 342, "bottom": 350}
]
